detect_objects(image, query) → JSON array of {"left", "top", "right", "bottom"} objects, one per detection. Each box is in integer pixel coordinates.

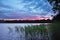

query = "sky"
[{"left": 0, "top": 0, "right": 54, "bottom": 20}]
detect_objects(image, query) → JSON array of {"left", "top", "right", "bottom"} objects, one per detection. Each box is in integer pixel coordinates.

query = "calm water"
[{"left": 0, "top": 23, "right": 51, "bottom": 40}]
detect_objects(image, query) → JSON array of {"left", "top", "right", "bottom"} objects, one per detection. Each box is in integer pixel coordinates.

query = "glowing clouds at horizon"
[{"left": 0, "top": 16, "right": 51, "bottom": 21}]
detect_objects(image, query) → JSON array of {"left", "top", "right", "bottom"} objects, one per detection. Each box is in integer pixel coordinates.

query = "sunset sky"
[{"left": 0, "top": 0, "right": 54, "bottom": 20}]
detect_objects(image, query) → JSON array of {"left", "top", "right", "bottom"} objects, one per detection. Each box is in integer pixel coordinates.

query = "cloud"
[{"left": 0, "top": 0, "right": 54, "bottom": 20}]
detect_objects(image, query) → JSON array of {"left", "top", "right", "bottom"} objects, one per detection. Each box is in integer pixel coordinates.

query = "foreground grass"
[
  {"left": 49, "top": 23, "right": 60, "bottom": 40},
  {"left": 8, "top": 23, "right": 60, "bottom": 40}
]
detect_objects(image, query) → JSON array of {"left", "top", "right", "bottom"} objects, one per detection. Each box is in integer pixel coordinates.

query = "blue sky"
[{"left": 0, "top": 0, "right": 54, "bottom": 20}]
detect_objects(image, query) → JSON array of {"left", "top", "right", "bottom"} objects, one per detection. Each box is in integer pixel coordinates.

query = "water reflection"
[{"left": 0, "top": 23, "right": 51, "bottom": 40}]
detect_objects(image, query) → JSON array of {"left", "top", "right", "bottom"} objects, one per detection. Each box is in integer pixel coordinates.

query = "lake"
[{"left": 0, "top": 23, "right": 51, "bottom": 40}]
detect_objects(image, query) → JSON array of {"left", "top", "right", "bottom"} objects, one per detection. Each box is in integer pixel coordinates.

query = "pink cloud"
[
  {"left": 21, "top": 16, "right": 50, "bottom": 20},
  {"left": 0, "top": 15, "right": 50, "bottom": 21}
]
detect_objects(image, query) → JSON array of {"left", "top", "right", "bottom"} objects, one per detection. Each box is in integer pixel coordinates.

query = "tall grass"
[{"left": 7, "top": 23, "right": 60, "bottom": 40}]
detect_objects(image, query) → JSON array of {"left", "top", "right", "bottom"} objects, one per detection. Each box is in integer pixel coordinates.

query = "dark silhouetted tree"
[{"left": 48, "top": 0, "right": 60, "bottom": 22}]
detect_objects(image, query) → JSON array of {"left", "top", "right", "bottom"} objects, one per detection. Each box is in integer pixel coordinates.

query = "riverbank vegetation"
[{"left": 8, "top": 23, "right": 60, "bottom": 40}]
